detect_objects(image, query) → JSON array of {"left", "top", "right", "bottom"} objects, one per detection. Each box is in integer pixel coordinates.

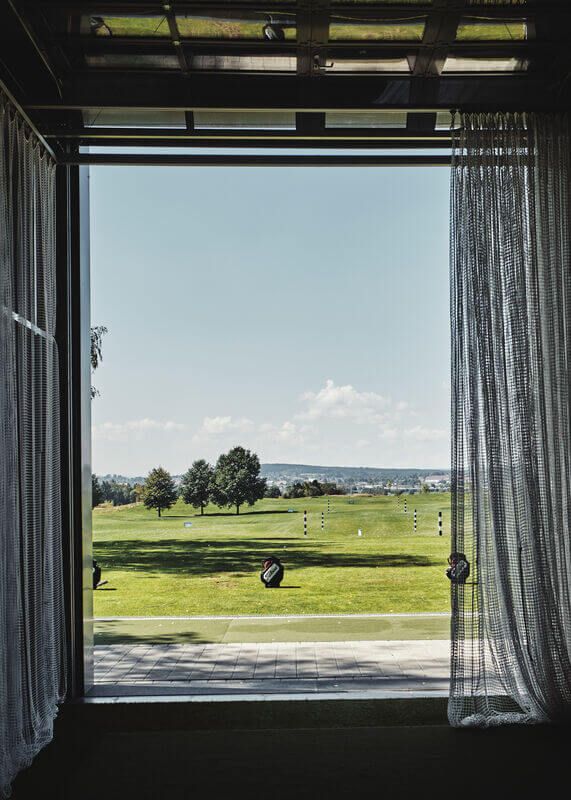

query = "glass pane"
[
  {"left": 86, "top": 15, "right": 169, "bottom": 37},
  {"left": 331, "top": 0, "right": 430, "bottom": 4},
  {"left": 194, "top": 111, "right": 296, "bottom": 130},
  {"left": 442, "top": 56, "right": 527, "bottom": 72},
  {"left": 329, "top": 22, "right": 425, "bottom": 41},
  {"left": 85, "top": 53, "right": 179, "bottom": 69},
  {"left": 435, "top": 111, "right": 461, "bottom": 131},
  {"left": 326, "top": 111, "right": 408, "bottom": 128},
  {"left": 83, "top": 109, "right": 186, "bottom": 128},
  {"left": 191, "top": 55, "right": 296, "bottom": 72},
  {"left": 467, "top": 0, "right": 527, "bottom": 5},
  {"left": 456, "top": 20, "right": 527, "bottom": 40},
  {"left": 177, "top": 14, "right": 296, "bottom": 40},
  {"left": 328, "top": 57, "right": 410, "bottom": 72}
]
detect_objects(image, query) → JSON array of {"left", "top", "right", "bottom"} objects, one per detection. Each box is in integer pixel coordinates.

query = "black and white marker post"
[
  {"left": 304, "top": 510, "right": 307, "bottom": 537},
  {"left": 438, "top": 511, "right": 443, "bottom": 536},
  {"left": 414, "top": 509, "right": 417, "bottom": 533},
  {"left": 327, "top": 497, "right": 330, "bottom": 514},
  {"left": 321, "top": 511, "right": 324, "bottom": 531},
  {"left": 404, "top": 498, "right": 407, "bottom": 514}
]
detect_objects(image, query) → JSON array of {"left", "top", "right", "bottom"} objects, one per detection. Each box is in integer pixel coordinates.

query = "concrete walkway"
[{"left": 93, "top": 639, "right": 450, "bottom": 697}]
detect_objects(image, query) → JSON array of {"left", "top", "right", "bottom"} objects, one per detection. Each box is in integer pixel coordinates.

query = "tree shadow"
[
  {"left": 95, "top": 629, "right": 211, "bottom": 645},
  {"left": 162, "top": 510, "right": 292, "bottom": 518},
  {"left": 199, "top": 510, "right": 293, "bottom": 518},
  {"left": 93, "top": 537, "right": 437, "bottom": 578}
]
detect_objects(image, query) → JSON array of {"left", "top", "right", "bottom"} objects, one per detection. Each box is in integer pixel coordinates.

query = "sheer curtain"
[
  {"left": 0, "top": 90, "right": 66, "bottom": 796},
  {"left": 449, "top": 112, "right": 571, "bottom": 727}
]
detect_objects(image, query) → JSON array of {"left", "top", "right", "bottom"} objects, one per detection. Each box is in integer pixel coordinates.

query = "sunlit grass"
[{"left": 93, "top": 493, "right": 452, "bottom": 617}]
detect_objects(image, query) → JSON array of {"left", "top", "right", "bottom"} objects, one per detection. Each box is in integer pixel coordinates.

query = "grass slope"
[{"left": 93, "top": 493, "right": 452, "bottom": 617}]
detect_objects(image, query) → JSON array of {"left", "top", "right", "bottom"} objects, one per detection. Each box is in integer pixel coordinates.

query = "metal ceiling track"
[{"left": 1, "top": 0, "right": 570, "bottom": 162}]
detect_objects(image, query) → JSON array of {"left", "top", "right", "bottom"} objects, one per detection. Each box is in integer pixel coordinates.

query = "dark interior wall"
[{"left": 11, "top": 699, "right": 571, "bottom": 800}]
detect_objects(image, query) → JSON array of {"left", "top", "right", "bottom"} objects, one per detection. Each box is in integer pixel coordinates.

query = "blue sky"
[{"left": 90, "top": 164, "right": 450, "bottom": 475}]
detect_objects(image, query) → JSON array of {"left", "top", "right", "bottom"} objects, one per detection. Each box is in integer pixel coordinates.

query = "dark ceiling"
[{"left": 1, "top": 1, "right": 571, "bottom": 164}]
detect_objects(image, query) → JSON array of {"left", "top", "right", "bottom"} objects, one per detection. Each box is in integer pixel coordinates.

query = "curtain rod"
[
  {"left": 62, "top": 153, "right": 451, "bottom": 167},
  {"left": 0, "top": 78, "right": 57, "bottom": 162}
]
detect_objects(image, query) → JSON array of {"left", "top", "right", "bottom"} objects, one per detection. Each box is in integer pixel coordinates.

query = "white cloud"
[
  {"left": 259, "top": 420, "right": 305, "bottom": 445},
  {"left": 298, "top": 379, "right": 392, "bottom": 425},
  {"left": 194, "top": 415, "right": 254, "bottom": 439},
  {"left": 93, "top": 380, "right": 449, "bottom": 472},
  {"left": 93, "top": 418, "right": 186, "bottom": 442}
]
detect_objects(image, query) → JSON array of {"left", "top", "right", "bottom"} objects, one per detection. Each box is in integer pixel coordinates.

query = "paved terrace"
[{"left": 92, "top": 638, "right": 450, "bottom": 697}]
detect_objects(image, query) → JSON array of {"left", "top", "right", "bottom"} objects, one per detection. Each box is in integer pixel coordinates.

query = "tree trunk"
[
  {"left": 201, "top": 505, "right": 204, "bottom": 515},
  {"left": 158, "top": 507, "right": 161, "bottom": 518},
  {"left": 236, "top": 504, "right": 240, "bottom": 515}
]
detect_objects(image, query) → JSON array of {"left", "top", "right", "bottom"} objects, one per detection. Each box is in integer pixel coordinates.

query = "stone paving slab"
[{"left": 93, "top": 640, "right": 450, "bottom": 696}]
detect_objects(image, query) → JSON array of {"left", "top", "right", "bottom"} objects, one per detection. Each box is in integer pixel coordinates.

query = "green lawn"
[{"left": 93, "top": 493, "right": 452, "bottom": 617}]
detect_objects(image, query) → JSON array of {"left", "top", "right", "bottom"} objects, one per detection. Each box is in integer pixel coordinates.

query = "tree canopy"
[
  {"left": 143, "top": 467, "right": 178, "bottom": 517},
  {"left": 283, "top": 479, "right": 344, "bottom": 499},
  {"left": 92, "top": 474, "right": 104, "bottom": 508},
  {"left": 180, "top": 459, "right": 214, "bottom": 515},
  {"left": 212, "top": 446, "right": 266, "bottom": 515},
  {"left": 90, "top": 325, "right": 108, "bottom": 399}
]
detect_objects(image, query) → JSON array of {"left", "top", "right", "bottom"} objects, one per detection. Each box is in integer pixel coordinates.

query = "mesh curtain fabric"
[
  {"left": 0, "top": 91, "right": 66, "bottom": 796},
  {"left": 450, "top": 112, "right": 571, "bottom": 727}
]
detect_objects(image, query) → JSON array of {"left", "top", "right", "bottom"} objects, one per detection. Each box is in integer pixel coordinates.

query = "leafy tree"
[
  {"left": 284, "top": 481, "right": 305, "bottom": 499},
  {"left": 92, "top": 474, "right": 104, "bottom": 508},
  {"left": 320, "top": 481, "right": 344, "bottom": 496},
  {"left": 212, "top": 446, "right": 266, "bottom": 515},
  {"left": 264, "top": 484, "right": 282, "bottom": 499},
  {"left": 132, "top": 483, "right": 145, "bottom": 503},
  {"left": 303, "top": 479, "right": 324, "bottom": 497},
  {"left": 90, "top": 325, "right": 108, "bottom": 399},
  {"left": 180, "top": 459, "right": 214, "bottom": 515},
  {"left": 143, "top": 467, "right": 178, "bottom": 517},
  {"left": 420, "top": 482, "right": 430, "bottom": 494},
  {"left": 99, "top": 480, "right": 135, "bottom": 506}
]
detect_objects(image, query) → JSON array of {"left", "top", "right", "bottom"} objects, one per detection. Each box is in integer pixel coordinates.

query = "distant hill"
[
  {"left": 260, "top": 463, "right": 449, "bottom": 486},
  {"left": 98, "top": 464, "right": 450, "bottom": 488},
  {"left": 98, "top": 473, "right": 147, "bottom": 486}
]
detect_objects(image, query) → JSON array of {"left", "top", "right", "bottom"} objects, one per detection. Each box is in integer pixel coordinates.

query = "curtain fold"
[
  {"left": 0, "top": 90, "right": 66, "bottom": 797},
  {"left": 449, "top": 112, "right": 571, "bottom": 727}
]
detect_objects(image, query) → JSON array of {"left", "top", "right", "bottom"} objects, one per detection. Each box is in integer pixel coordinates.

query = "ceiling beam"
[
  {"left": 296, "top": 2, "right": 311, "bottom": 77},
  {"left": 26, "top": 1, "right": 571, "bottom": 17},
  {"left": 64, "top": 38, "right": 563, "bottom": 55},
  {"left": 163, "top": 2, "right": 191, "bottom": 73},
  {"left": 407, "top": 0, "right": 466, "bottom": 132},
  {"left": 61, "top": 152, "right": 452, "bottom": 166},
  {"left": 47, "top": 136, "right": 453, "bottom": 149},
  {"left": 43, "top": 125, "right": 452, "bottom": 140},
  {"left": 31, "top": 72, "right": 569, "bottom": 113},
  {"left": 310, "top": 0, "right": 330, "bottom": 77}
]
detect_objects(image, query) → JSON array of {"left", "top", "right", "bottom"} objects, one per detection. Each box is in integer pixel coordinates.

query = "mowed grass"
[{"left": 93, "top": 493, "right": 452, "bottom": 617}]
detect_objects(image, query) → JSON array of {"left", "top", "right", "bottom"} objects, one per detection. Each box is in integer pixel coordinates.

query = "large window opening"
[{"left": 89, "top": 163, "right": 451, "bottom": 697}]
